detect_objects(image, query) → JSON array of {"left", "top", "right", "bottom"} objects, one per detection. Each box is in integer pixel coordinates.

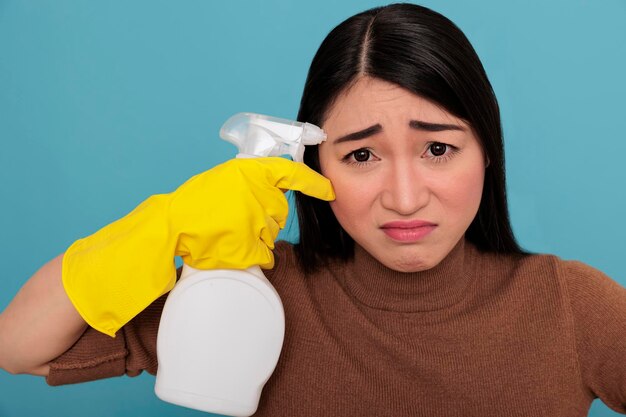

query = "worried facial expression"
[{"left": 318, "top": 77, "right": 487, "bottom": 272}]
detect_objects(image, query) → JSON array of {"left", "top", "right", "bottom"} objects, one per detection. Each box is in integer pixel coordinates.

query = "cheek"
[
  {"left": 440, "top": 164, "right": 485, "bottom": 219},
  {"left": 327, "top": 174, "right": 366, "bottom": 224},
  {"left": 323, "top": 166, "right": 378, "bottom": 229}
]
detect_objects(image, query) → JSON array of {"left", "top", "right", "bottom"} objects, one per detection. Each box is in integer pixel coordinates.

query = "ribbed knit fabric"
[{"left": 47, "top": 239, "right": 626, "bottom": 416}]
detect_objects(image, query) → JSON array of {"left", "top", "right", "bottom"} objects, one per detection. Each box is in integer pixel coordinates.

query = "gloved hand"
[{"left": 62, "top": 157, "right": 335, "bottom": 337}]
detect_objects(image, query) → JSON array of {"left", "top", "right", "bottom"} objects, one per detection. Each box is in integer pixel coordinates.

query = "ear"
[{"left": 484, "top": 155, "right": 491, "bottom": 168}]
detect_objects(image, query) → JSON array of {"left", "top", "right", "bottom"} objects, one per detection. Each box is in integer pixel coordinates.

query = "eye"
[
  {"left": 341, "top": 148, "right": 377, "bottom": 166},
  {"left": 353, "top": 149, "right": 371, "bottom": 162},
  {"left": 429, "top": 143, "right": 447, "bottom": 156},
  {"left": 425, "top": 142, "right": 460, "bottom": 163}
]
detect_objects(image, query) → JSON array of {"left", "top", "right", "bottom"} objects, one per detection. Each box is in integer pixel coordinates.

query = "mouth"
[{"left": 380, "top": 220, "right": 437, "bottom": 242}]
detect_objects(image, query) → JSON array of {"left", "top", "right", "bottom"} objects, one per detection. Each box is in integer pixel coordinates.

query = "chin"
[
  {"left": 391, "top": 263, "right": 434, "bottom": 273},
  {"left": 382, "top": 254, "right": 435, "bottom": 273}
]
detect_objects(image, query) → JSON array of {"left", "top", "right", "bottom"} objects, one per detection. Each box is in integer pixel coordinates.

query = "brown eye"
[
  {"left": 430, "top": 143, "right": 447, "bottom": 156},
  {"left": 353, "top": 149, "right": 371, "bottom": 162}
]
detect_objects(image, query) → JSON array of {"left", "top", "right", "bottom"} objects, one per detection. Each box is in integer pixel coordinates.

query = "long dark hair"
[{"left": 294, "top": 3, "right": 526, "bottom": 272}]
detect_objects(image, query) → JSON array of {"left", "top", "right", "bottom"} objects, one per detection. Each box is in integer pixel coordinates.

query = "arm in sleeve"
[
  {"left": 564, "top": 260, "right": 626, "bottom": 413},
  {"left": 45, "top": 266, "right": 183, "bottom": 386},
  {"left": 46, "top": 292, "right": 166, "bottom": 386},
  {"left": 45, "top": 241, "right": 292, "bottom": 387}
]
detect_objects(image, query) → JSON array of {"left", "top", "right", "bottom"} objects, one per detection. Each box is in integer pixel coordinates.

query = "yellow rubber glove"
[{"left": 62, "top": 157, "right": 335, "bottom": 337}]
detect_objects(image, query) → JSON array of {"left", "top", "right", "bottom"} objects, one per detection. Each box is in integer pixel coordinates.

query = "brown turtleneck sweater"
[{"left": 46, "top": 239, "right": 626, "bottom": 416}]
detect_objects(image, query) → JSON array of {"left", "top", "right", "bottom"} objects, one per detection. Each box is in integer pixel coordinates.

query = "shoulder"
[
  {"left": 559, "top": 258, "right": 618, "bottom": 288},
  {"left": 264, "top": 240, "right": 300, "bottom": 283},
  {"left": 502, "top": 249, "right": 626, "bottom": 314},
  {"left": 468, "top": 244, "right": 562, "bottom": 286},
  {"left": 273, "top": 240, "right": 296, "bottom": 259},
  {"left": 557, "top": 258, "right": 626, "bottom": 313},
  {"left": 272, "top": 240, "right": 297, "bottom": 268},
  {"left": 474, "top": 245, "right": 611, "bottom": 286},
  {"left": 467, "top": 244, "right": 621, "bottom": 305}
]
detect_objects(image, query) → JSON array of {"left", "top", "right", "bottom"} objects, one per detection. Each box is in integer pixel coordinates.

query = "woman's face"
[{"left": 318, "top": 77, "right": 487, "bottom": 272}]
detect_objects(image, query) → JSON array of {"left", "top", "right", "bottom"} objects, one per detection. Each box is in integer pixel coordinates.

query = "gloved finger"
[
  {"left": 257, "top": 244, "right": 275, "bottom": 270},
  {"left": 256, "top": 186, "right": 289, "bottom": 228},
  {"left": 259, "top": 157, "right": 336, "bottom": 202},
  {"left": 258, "top": 215, "right": 281, "bottom": 250}
]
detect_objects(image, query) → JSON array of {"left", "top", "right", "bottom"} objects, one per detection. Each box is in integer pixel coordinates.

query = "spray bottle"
[{"left": 154, "top": 113, "right": 327, "bottom": 416}]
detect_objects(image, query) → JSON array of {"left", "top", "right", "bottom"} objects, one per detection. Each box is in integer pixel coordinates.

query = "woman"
[{"left": 1, "top": 3, "right": 625, "bottom": 416}]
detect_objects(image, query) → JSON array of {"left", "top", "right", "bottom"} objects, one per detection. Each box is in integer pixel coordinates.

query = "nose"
[{"left": 380, "top": 162, "right": 430, "bottom": 216}]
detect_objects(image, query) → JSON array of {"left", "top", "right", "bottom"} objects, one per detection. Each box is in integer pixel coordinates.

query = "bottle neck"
[{"left": 179, "top": 264, "right": 265, "bottom": 282}]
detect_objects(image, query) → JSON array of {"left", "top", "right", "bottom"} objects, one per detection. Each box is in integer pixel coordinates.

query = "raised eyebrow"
[
  {"left": 332, "top": 124, "right": 382, "bottom": 144},
  {"left": 409, "top": 120, "right": 466, "bottom": 132},
  {"left": 332, "top": 120, "right": 465, "bottom": 145}
]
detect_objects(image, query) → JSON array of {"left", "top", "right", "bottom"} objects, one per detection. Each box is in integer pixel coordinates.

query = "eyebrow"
[
  {"left": 410, "top": 120, "right": 466, "bottom": 132},
  {"left": 332, "top": 120, "right": 466, "bottom": 144}
]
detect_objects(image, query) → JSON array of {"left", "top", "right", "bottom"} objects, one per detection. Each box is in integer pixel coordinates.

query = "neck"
[{"left": 335, "top": 238, "right": 476, "bottom": 312}]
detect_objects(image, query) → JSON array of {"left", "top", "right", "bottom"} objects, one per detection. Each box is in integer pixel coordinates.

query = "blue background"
[{"left": 1, "top": 0, "right": 625, "bottom": 416}]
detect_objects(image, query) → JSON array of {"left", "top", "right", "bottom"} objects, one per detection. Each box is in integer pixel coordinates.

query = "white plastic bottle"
[{"left": 154, "top": 113, "right": 327, "bottom": 417}]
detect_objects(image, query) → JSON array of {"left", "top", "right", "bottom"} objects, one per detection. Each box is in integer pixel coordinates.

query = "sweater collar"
[{"left": 337, "top": 238, "right": 475, "bottom": 312}]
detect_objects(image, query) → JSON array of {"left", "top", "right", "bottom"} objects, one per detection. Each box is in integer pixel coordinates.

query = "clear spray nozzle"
[{"left": 219, "top": 112, "right": 327, "bottom": 163}]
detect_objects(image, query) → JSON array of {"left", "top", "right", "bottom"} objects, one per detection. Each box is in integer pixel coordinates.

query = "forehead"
[{"left": 323, "top": 76, "right": 468, "bottom": 131}]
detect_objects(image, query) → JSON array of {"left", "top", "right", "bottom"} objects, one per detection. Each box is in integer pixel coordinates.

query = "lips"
[
  {"left": 380, "top": 220, "right": 437, "bottom": 242},
  {"left": 381, "top": 220, "right": 436, "bottom": 229}
]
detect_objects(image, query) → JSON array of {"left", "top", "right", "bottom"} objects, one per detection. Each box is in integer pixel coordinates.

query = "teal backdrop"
[{"left": 1, "top": 0, "right": 625, "bottom": 416}]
